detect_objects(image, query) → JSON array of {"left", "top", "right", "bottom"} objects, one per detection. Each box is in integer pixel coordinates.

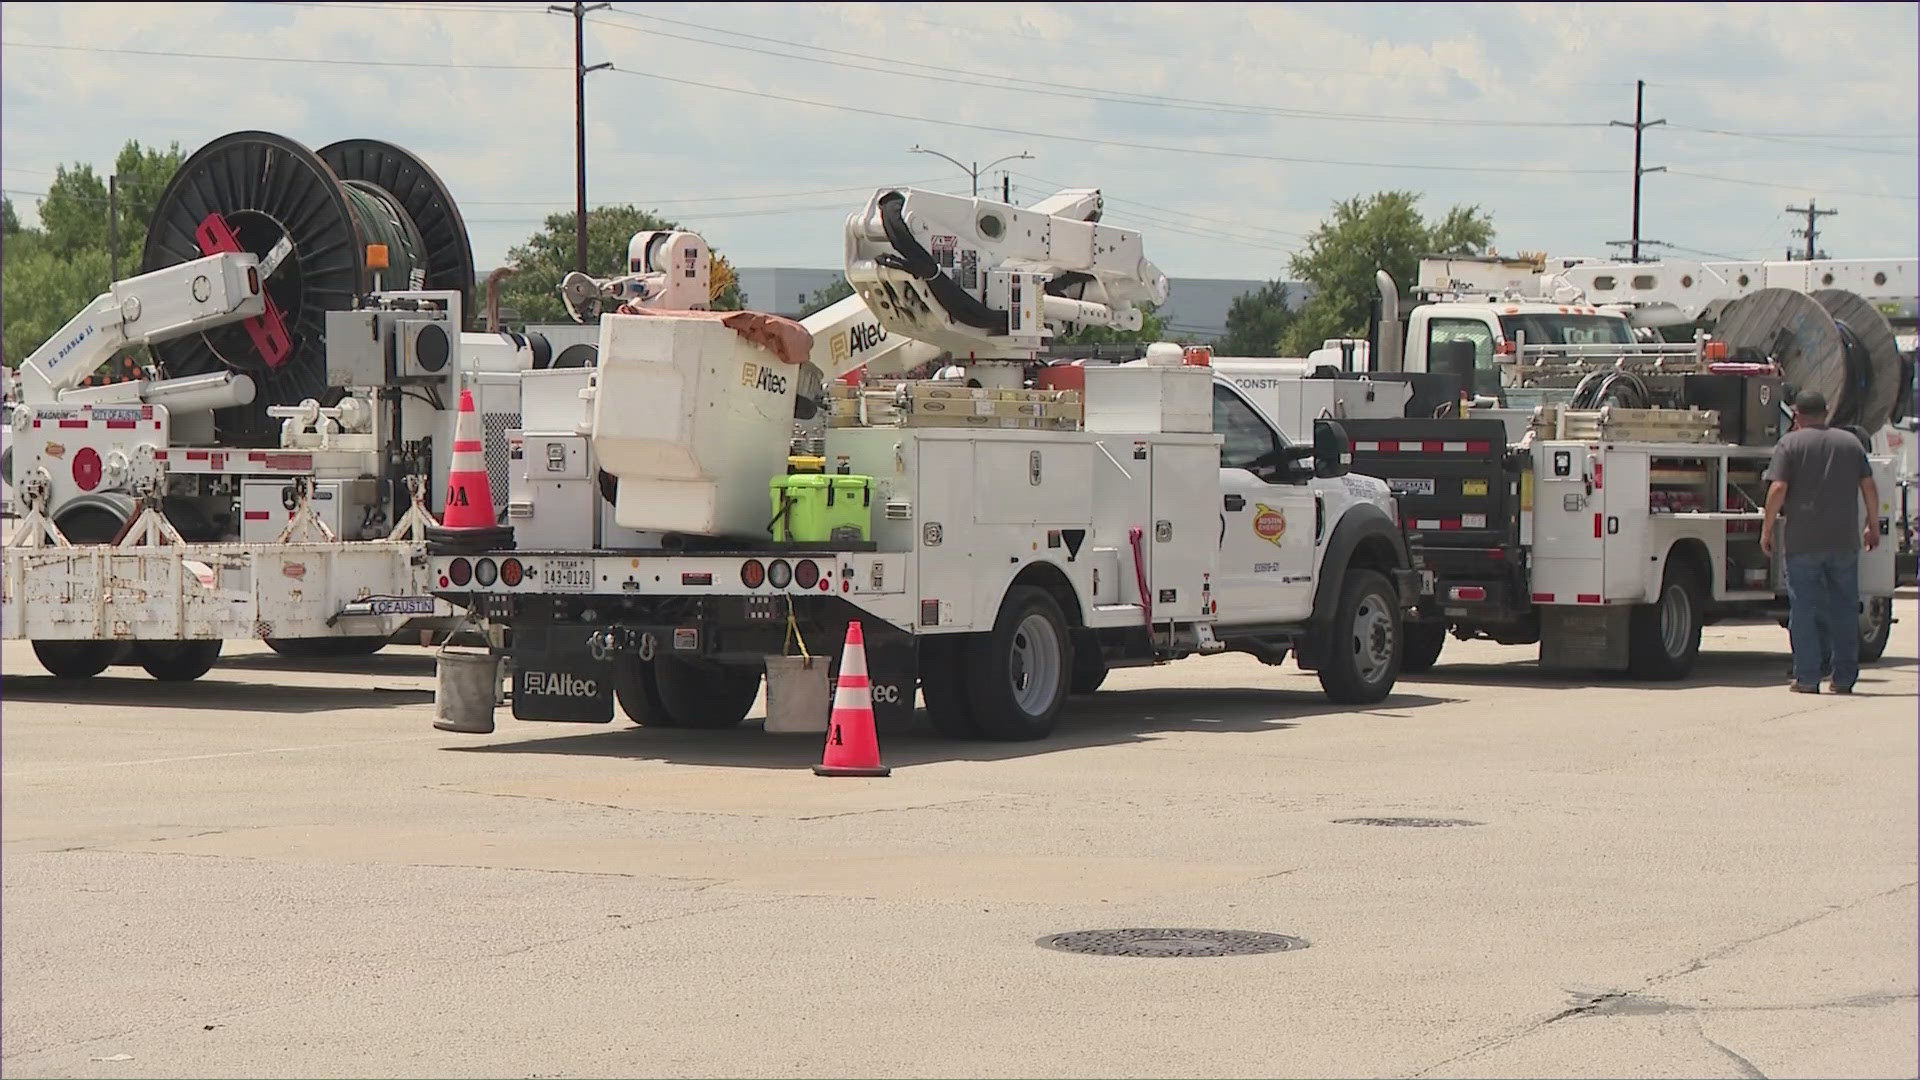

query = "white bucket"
[
  {"left": 763, "top": 654, "right": 830, "bottom": 734},
  {"left": 434, "top": 649, "right": 502, "bottom": 733}
]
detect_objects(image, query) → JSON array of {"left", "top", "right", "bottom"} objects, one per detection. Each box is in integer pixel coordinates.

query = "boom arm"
[
  {"left": 799, "top": 291, "right": 947, "bottom": 383},
  {"left": 844, "top": 187, "right": 1168, "bottom": 358},
  {"left": 17, "top": 252, "right": 265, "bottom": 405}
]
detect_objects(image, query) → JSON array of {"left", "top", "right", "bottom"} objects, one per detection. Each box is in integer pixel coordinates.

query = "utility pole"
[
  {"left": 1786, "top": 200, "right": 1836, "bottom": 261},
  {"left": 1609, "top": 79, "right": 1666, "bottom": 262},
  {"left": 908, "top": 146, "right": 1034, "bottom": 198},
  {"left": 107, "top": 174, "right": 118, "bottom": 281},
  {"left": 550, "top": 1, "right": 611, "bottom": 274}
]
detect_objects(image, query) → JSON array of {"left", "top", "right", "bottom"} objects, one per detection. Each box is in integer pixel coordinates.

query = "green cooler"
[{"left": 770, "top": 474, "right": 872, "bottom": 544}]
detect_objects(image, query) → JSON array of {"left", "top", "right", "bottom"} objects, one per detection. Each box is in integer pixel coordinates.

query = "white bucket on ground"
[
  {"left": 434, "top": 649, "right": 501, "bottom": 733},
  {"left": 763, "top": 654, "right": 830, "bottom": 734}
]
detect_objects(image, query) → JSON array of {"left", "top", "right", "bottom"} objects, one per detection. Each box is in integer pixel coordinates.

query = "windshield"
[{"left": 1499, "top": 313, "right": 1634, "bottom": 347}]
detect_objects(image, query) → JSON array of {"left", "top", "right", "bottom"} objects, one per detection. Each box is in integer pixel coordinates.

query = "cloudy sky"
[{"left": 3, "top": 2, "right": 1914, "bottom": 282}]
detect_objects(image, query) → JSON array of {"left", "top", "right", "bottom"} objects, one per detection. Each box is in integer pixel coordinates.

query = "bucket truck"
[{"left": 428, "top": 185, "right": 1420, "bottom": 742}]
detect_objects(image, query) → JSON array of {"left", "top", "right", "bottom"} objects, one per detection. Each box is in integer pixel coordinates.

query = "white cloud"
[{"left": 3, "top": 1, "right": 1912, "bottom": 281}]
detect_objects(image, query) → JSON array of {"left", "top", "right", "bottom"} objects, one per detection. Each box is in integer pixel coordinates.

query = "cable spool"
[
  {"left": 1713, "top": 287, "right": 1899, "bottom": 432},
  {"left": 140, "top": 131, "right": 472, "bottom": 445}
]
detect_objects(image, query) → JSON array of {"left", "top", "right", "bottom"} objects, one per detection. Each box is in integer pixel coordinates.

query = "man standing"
[{"left": 1762, "top": 391, "right": 1879, "bottom": 694}]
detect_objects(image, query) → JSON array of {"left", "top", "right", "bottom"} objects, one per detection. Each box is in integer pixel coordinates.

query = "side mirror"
[{"left": 1313, "top": 419, "right": 1351, "bottom": 478}]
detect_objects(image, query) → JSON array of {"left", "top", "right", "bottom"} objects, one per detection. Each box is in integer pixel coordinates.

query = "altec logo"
[
  {"left": 523, "top": 671, "right": 599, "bottom": 698},
  {"left": 1253, "top": 503, "right": 1287, "bottom": 546},
  {"left": 741, "top": 362, "right": 789, "bottom": 395}
]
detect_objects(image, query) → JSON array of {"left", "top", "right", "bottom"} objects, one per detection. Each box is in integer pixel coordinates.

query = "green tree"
[
  {"left": 497, "top": 206, "right": 743, "bottom": 324},
  {"left": 2, "top": 246, "right": 111, "bottom": 367},
  {"left": 1054, "top": 303, "right": 1169, "bottom": 346},
  {"left": 2, "top": 140, "right": 184, "bottom": 367},
  {"left": 1282, "top": 191, "right": 1493, "bottom": 355},
  {"left": 1218, "top": 281, "right": 1297, "bottom": 356},
  {"left": 798, "top": 278, "right": 854, "bottom": 318},
  {"left": 2, "top": 196, "right": 19, "bottom": 237}
]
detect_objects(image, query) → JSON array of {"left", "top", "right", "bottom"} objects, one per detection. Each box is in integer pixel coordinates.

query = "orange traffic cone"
[
  {"left": 427, "top": 387, "right": 515, "bottom": 554},
  {"left": 814, "top": 622, "right": 891, "bottom": 777}
]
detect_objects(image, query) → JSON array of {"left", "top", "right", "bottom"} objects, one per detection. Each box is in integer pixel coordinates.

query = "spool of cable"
[
  {"left": 139, "top": 131, "right": 473, "bottom": 445},
  {"left": 1714, "top": 287, "right": 1899, "bottom": 432}
]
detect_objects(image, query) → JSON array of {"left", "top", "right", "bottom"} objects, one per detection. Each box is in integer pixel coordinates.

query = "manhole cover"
[
  {"left": 1037, "top": 928, "right": 1307, "bottom": 957},
  {"left": 1334, "top": 817, "right": 1482, "bottom": 827}
]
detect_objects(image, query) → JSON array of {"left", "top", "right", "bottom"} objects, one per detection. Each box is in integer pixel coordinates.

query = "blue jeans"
[{"left": 1785, "top": 552, "right": 1859, "bottom": 689}]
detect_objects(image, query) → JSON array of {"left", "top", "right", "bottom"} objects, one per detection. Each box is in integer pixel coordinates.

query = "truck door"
[{"left": 1212, "top": 382, "right": 1315, "bottom": 625}]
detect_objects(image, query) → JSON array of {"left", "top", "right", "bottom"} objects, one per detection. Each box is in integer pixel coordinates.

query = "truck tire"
[
  {"left": 134, "top": 640, "right": 223, "bottom": 682},
  {"left": 1316, "top": 570, "right": 1402, "bottom": 704},
  {"left": 962, "top": 586, "right": 1073, "bottom": 741},
  {"left": 1859, "top": 596, "right": 1893, "bottom": 663},
  {"left": 1627, "top": 561, "right": 1702, "bottom": 680},
  {"left": 265, "top": 636, "right": 388, "bottom": 659},
  {"left": 1402, "top": 621, "right": 1447, "bottom": 674},
  {"left": 612, "top": 654, "right": 674, "bottom": 727},
  {"left": 652, "top": 657, "right": 759, "bottom": 729},
  {"left": 1069, "top": 631, "right": 1108, "bottom": 694},
  {"left": 918, "top": 634, "right": 978, "bottom": 738},
  {"left": 32, "top": 640, "right": 115, "bottom": 679}
]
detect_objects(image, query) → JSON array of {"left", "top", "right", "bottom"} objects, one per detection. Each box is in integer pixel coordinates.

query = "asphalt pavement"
[{"left": 2, "top": 608, "right": 1915, "bottom": 1079}]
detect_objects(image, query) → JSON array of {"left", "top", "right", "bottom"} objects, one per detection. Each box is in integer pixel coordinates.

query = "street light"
[{"left": 909, "top": 146, "right": 1034, "bottom": 198}]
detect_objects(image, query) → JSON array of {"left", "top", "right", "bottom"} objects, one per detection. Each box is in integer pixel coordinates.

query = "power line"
[
  {"left": 1665, "top": 124, "right": 1918, "bottom": 157},
  {"left": 0, "top": 39, "right": 568, "bottom": 70},
  {"left": 592, "top": 7, "right": 1610, "bottom": 130},
  {"left": 1011, "top": 170, "right": 1307, "bottom": 242},
  {"left": 1664, "top": 169, "right": 1918, "bottom": 202},
  {"left": 600, "top": 66, "right": 1616, "bottom": 176}
]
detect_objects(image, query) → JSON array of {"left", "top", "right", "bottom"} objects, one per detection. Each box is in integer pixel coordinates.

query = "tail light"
[
  {"left": 794, "top": 559, "right": 820, "bottom": 590},
  {"left": 1183, "top": 345, "right": 1213, "bottom": 367},
  {"left": 474, "top": 558, "right": 498, "bottom": 587},
  {"left": 448, "top": 558, "right": 472, "bottom": 586},
  {"left": 1450, "top": 585, "right": 1487, "bottom": 602},
  {"left": 1703, "top": 339, "right": 1728, "bottom": 360},
  {"left": 741, "top": 559, "right": 766, "bottom": 588},
  {"left": 500, "top": 558, "right": 523, "bottom": 587},
  {"left": 767, "top": 559, "right": 792, "bottom": 589}
]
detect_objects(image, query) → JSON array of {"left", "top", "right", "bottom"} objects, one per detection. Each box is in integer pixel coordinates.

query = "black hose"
[
  {"left": 876, "top": 191, "right": 1008, "bottom": 335},
  {"left": 1831, "top": 320, "right": 1873, "bottom": 429}
]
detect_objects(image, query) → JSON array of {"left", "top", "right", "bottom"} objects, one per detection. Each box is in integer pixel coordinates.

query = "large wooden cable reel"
[
  {"left": 1713, "top": 287, "right": 1903, "bottom": 432},
  {"left": 139, "top": 131, "right": 474, "bottom": 446}
]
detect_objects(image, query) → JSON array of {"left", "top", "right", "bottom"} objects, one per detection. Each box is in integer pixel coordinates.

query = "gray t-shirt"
[{"left": 1767, "top": 425, "right": 1871, "bottom": 554}]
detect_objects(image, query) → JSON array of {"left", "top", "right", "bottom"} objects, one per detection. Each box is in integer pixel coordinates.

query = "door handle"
[{"left": 1224, "top": 494, "right": 1246, "bottom": 511}]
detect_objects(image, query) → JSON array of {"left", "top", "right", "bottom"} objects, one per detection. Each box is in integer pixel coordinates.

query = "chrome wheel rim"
[
  {"left": 1352, "top": 591, "right": 1395, "bottom": 683},
  {"left": 1660, "top": 583, "right": 1692, "bottom": 658},
  {"left": 1010, "top": 613, "right": 1063, "bottom": 715},
  {"left": 1861, "top": 598, "right": 1888, "bottom": 641}
]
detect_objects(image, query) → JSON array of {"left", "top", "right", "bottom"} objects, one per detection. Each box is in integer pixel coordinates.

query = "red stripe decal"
[
  {"left": 105, "top": 420, "right": 136, "bottom": 430},
  {"left": 244, "top": 511, "right": 271, "bottom": 521},
  {"left": 1439, "top": 519, "right": 1463, "bottom": 530},
  {"left": 1422, "top": 440, "right": 1443, "bottom": 452},
  {"left": 1466, "top": 441, "right": 1491, "bottom": 453},
  {"left": 186, "top": 451, "right": 210, "bottom": 461},
  {"left": 153, "top": 452, "right": 169, "bottom": 461},
  {"left": 58, "top": 419, "right": 88, "bottom": 428},
  {"left": 1379, "top": 440, "right": 1399, "bottom": 453},
  {"left": 1577, "top": 594, "right": 1602, "bottom": 604},
  {"left": 1593, "top": 513, "right": 1602, "bottom": 538},
  {"left": 1531, "top": 592, "right": 1555, "bottom": 603}
]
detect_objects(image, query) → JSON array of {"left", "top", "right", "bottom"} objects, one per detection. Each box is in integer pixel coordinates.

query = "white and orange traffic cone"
[
  {"left": 814, "top": 622, "right": 890, "bottom": 777},
  {"left": 427, "top": 387, "right": 515, "bottom": 553}
]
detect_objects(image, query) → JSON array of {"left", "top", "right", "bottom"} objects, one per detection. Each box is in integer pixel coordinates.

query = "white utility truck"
[
  {"left": 1195, "top": 255, "right": 1907, "bottom": 676},
  {"left": 428, "top": 186, "right": 1419, "bottom": 741}
]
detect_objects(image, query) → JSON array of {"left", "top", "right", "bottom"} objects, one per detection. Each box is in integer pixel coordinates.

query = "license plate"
[{"left": 544, "top": 558, "right": 594, "bottom": 593}]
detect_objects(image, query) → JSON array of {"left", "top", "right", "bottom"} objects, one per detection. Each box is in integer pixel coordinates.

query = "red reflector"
[
  {"left": 1593, "top": 513, "right": 1602, "bottom": 538},
  {"left": 1577, "top": 593, "right": 1602, "bottom": 604},
  {"left": 243, "top": 511, "right": 271, "bottom": 521},
  {"left": 1452, "top": 586, "right": 1487, "bottom": 601},
  {"left": 1531, "top": 592, "right": 1555, "bottom": 603},
  {"left": 1594, "top": 463, "right": 1603, "bottom": 490},
  {"left": 681, "top": 572, "right": 713, "bottom": 586}
]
